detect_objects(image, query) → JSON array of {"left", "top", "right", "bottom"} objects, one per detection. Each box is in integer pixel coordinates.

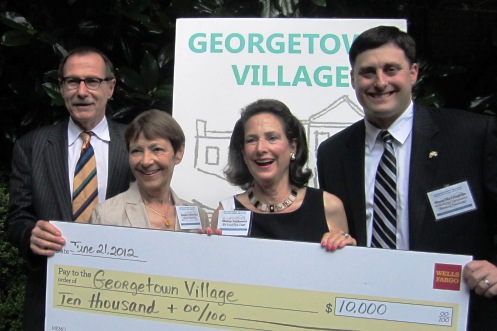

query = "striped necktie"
[
  {"left": 72, "top": 131, "right": 98, "bottom": 222},
  {"left": 371, "top": 131, "right": 397, "bottom": 249}
]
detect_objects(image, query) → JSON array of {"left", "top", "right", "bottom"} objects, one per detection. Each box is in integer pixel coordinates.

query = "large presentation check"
[{"left": 46, "top": 221, "right": 470, "bottom": 331}]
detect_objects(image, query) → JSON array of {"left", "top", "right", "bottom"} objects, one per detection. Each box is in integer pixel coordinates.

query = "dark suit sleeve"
[
  {"left": 5, "top": 134, "right": 41, "bottom": 262},
  {"left": 316, "top": 143, "right": 326, "bottom": 189},
  {"left": 316, "top": 137, "right": 340, "bottom": 195},
  {"left": 106, "top": 120, "right": 133, "bottom": 198},
  {"left": 483, "top": 116, "right": 497, "bottom": 264}
]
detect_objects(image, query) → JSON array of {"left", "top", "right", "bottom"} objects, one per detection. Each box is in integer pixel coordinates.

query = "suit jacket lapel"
[
  {"left": 124, "top": 182, "right": 149, "bottom": 228},
  {"left": 45, "top": 120, "right": 72, "bottom": 220},
  {"left": 408, "top": 104, "right": 441, "bottom": 246},
  {"left": 344, "top": 122, "right": 368, "bottom": 246},
  {"left": 106, "top": 120, "right": 129, "bottom": 199}
]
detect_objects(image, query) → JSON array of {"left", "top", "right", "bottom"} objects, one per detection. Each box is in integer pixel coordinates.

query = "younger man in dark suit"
[
  {"left": 317, "top": 26, "right": 497, "bottom": 330},
  {"left": 5, "top": 47, "right": 132, "bottom": 331}
]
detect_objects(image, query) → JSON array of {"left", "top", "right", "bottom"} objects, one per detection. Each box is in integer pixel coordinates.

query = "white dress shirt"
[
  {"left": 68, "top": 117, "right": 111, "bottom": 202},
  {"left": 364, "top": 102, "right": 414, "bottom": 249}
]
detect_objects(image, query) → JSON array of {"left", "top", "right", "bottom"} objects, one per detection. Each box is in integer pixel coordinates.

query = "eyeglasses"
[{"left": 61, "top": 77, "right": 113, "bottom": 90}]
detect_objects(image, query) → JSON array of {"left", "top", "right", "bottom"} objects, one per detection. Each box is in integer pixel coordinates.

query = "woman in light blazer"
[{"left": 90, "top": 109, "right": 209, "bottom": 230}]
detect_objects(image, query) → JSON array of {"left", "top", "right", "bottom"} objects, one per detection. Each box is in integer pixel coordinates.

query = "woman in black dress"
[{"left": 212, "top": 99, "right": 356, "bottom": 250}]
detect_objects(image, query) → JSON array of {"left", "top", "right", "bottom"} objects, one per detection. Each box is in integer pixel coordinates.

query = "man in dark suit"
[
  {"left": 5, "top": 47, "right": 132, "bottom": 331},
  {"left": 317, "top": 26, "right": 497, "bottom": 330}
]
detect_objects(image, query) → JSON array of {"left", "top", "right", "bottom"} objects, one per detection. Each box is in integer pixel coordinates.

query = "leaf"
[
  {"left": 116, "top": 67, "right": 147, "bottom": 93},
  {"left": 111, "top": 103, "right": 138, "bottom": 120},
  {"left": 41, "top": 82, "right": 62, "bottom": 99},
  {"left": 124, "top": 12, "right": 152, "bottom": 23},
  {"left": 259, "top": 0, "right": 271, "bottom": 17},
  {"left": 128, "top": 92, "right": 153, "bottom": 100},
  {"left": 278, "top": 0, "right": 299, "bottom": 17},
  {"left": 37, "top": 31, "right": 58, "bottom": 45},
  {"left": 157, "top": 44, "right": 174, "bottom": 68},
  {"left": 417, "top": 93, "right": 443, "bottom": 108},
  {"left": 0, "top": 30, "right": 33, "bottom": 46},
  {"left": 141, "top": 21, "right": 164, "bottom": 34},
  {"left": 153, "top": 83, "right": 173, "bottom": 98},
  {"left": 311, "top": 0, "right": 326, "bottom": 7},
  {"left": 119, "top": 36, "right": 133, "bottom": 64},
  {"left": 124, "top": 0, "right": 153, "bottom": 13},
  {"left": 0, "top": 12, "right": 35, "bottom": 32},
  {"left": 50, "top": 97, "right": 65, "bottom": 107},
  {"left": 78, "top": 20, "right": 102, "bottom": 33},
  {"left": 155, "top": 11, "right": 174, "bottom": 30},
  {"left": 470, "top": 95, "right": 494, "bottom": 108},
  {"left": 140, "top": 51, "right": 159, "bottom": 93},
  {"left": 469, "top": 94, "right": 496, "bottom": 114},
  {"left": 43, "top": 70, "right": 60, "bottom": 87}
]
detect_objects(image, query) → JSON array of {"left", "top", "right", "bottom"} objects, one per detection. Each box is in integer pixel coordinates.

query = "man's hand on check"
[{"left": 463, "top": 260, "right": 497, "bottom": 298}]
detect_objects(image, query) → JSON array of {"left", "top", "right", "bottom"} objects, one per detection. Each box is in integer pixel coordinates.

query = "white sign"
[{"left": 171, "top": 18, "right": 407, "bottom": 215}]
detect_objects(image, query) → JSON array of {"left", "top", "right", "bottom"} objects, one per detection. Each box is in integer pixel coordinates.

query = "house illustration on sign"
[{"left": 194, "top": 95, "right": 364, "bottom": 187}]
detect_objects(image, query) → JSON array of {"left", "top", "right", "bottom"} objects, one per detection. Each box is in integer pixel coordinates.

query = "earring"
[{"left": 290, "top": 152, "right": 296, "bottom": 160}]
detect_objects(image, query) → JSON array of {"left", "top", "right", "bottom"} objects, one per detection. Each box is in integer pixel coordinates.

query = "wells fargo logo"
[{"left": 433, "top": 263, "right": 462, "bottom": 291}]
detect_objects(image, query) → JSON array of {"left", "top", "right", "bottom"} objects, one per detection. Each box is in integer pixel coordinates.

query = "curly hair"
[{"left": 224, "top": 99, "right": 312, "bottom": 190}]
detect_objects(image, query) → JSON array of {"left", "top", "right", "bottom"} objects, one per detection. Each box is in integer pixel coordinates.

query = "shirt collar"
[
  {"left": 365, "top": 101, "right": 414, "bottom": 151},
  {"left": 68, "top": 116, "right": 110, "bottom": 146}
]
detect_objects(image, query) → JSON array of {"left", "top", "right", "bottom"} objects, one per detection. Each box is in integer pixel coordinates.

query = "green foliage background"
[
  {"left": 1, "top": 0, "right": 496, "bottom": 329},
  {"left": 0, "top": 178, "right": 25, "bottom": 331}
]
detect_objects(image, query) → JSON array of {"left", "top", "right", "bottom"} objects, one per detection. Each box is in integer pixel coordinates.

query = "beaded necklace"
[{"left": 247, "top": 188, "right": 297, "bottom": 212}]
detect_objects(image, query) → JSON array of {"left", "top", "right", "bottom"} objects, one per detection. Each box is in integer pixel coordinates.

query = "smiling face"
[
  {"left": 351, "top": 43, "right": 418, "bottom": 129},
  {"left": 242, "top": 113, "right": 296, "bottom": 187},
  {"left": 128, "top": 134, "right": 184, "bottom": 197},
  {"left": 61, "top": 52, "right": 116, "bottom": 130}
]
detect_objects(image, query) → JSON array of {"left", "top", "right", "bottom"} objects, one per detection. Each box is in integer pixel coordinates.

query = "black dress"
[{"left": 234, "top": 187, "right": 328, "bottom": 243}]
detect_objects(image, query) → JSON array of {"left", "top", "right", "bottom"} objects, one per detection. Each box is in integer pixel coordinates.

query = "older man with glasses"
[{"left": 5, "top": 47, "right": 133, "bottom": 331}]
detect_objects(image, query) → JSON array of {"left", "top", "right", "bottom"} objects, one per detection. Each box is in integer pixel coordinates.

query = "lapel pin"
[{"left": 429, "top": 151, "right": 438, "bottom": 158}]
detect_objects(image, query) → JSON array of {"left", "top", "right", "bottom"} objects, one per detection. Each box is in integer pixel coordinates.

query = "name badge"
[
  {"left": 176, "top": 206, "right": 202, "bottom": 230},
  {"left": 218, "top": 210, "right": 251, "bottom": 236},
  {"left": 427, "top": 181, "right": 476, "bottom": 221}
]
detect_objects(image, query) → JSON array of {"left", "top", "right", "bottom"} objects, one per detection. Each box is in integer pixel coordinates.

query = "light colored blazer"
[{"left": 90, "top": 181, "right": 209, "bottom": 230}]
